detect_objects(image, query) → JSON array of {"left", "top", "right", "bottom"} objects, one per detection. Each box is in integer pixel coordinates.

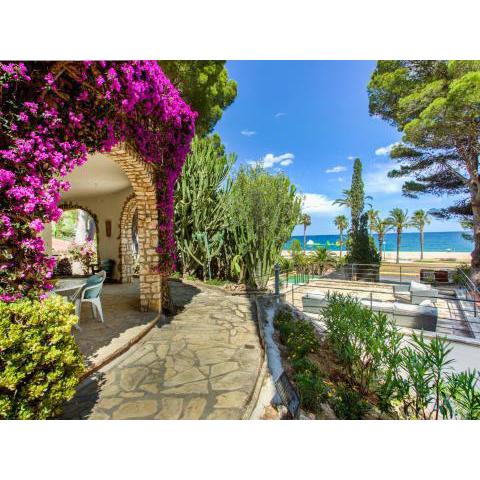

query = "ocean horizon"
[{"left": 284, "top": 231, "right": 473, "bottom": 253}]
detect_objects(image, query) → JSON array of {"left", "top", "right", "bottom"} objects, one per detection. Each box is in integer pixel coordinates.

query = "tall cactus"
[
  {"left": 227, "top": 165, "right": 301, "bottom": 289},
  {"left": 174, "top": 136, "right": 235, "bottom": 277}
]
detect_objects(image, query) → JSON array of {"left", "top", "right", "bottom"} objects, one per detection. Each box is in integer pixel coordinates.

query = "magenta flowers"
[{"left": 0, "top": 61, "right": 196, "bottom": 301}]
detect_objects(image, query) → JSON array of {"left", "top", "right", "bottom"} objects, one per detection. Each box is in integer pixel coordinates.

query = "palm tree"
[
  {"left": 411, "top": 209, "right": 431, "bottom": 260},
  {"left": 387, "top": 208, "right": 410, "bottom": 264},
  {"left": 334, "top": 189, "right": 373, "bottom": 209},
  {"left": 334, "top": 214, "right": 348, "bottom": 258},
  {"left": 311, "top": 246, "right": 337, "bottom": 275},
  {"left": 300, "top": 213, "right": 311, "bottom": 253},
  {"left": 367, "top": 209, "right": 379, "bottom": 235},
  {"left": 373, "top": 217, "right": 393, "bottom": 261}
]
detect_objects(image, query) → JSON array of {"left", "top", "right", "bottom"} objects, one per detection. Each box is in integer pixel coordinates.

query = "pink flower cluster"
[{"left": 0, "top": 61, "right": 196, "bottom": 301}]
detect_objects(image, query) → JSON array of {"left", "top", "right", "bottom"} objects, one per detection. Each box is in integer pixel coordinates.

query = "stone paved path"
[{"left": 62, "top": 281, "right": 262, "bottom": 419}]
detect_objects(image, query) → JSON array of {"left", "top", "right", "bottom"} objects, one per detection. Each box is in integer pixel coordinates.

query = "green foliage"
[
  {"left": 373, "top": 216, "right": 393, "bottom": 259},
  {"left": 311, "top": 247, "right": 337, "bottom": 275},
  {"left": 0, "top": 296, "right": 84, "bottom": 419},
  {"left": 368, "top": 60, "right": 480, "bottom": 223},
  {"left": 294, "top": 370, "right": 329, "bottom": 413},
  {"left": 274, "top": 309, "right": 320, "bottom": 361},
  {"left": 158, "top": 61, "right": 237, "bottom": 136},
  {"left": 174, "top": 135, "right": 236, "bottom": 279},
  {"left": 346, "top": 213, "right": 380, "bottom": 265},
  {"left": 228, "top": 165, "right": 301, "bottom": 289},
  {"left": 322, "top": 293, "right": 402, "bottom": 395},
  {"left": 349, "top": 159, "right": 365, "bottom": 229},
  {"left": 52, "top": 209, "right": 78, "bottom": 240},
  {"left": 331, "top": 384, "right": 370, "bottom": 419},
  {"left": 387, "top": 208, "right": 410, "bottom": 264},
  {"left": 447, "top": 370, "right": 480, "bottom": 420},
  {"left": 322, "top": 294, "right": 480, "bottom": 419}
]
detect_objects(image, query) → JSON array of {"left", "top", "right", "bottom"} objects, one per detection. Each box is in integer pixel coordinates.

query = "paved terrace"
[
  {"left": 62, "top": 280, "right": 263, "bottom": 419},
  {"left": 288, "top": 278, "right": 474, "bottom": 338}
]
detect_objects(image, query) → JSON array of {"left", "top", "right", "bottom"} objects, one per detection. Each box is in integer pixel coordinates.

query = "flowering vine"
[{"left": 0, "top": 61, "right": 196, "bottom": 301}]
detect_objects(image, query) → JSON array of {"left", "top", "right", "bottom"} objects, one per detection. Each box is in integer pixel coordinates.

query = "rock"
[
  {"left": 111, "top": 400, "right": 158, "bottom": 419},
  {"left": 119, "top": 366, "right": 149, "bottom": 391},
  {"left": 155, "top": 397, "right": 183, "bottom": 420},
  {"left": 182, "top": 397, "right": 207, "bottom": 419},
  {"left": 215, "top": 391, "right": 248, "bottom": 408}
]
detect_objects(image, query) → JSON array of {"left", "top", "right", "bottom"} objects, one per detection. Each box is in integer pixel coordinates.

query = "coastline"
[{"left": 281, "top": 250, "right": 471, "bottom": 263}]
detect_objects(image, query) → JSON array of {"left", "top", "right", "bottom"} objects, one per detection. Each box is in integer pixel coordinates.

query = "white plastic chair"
[{"left": 75, "top": 271, "right": 106, "bottom": 324}]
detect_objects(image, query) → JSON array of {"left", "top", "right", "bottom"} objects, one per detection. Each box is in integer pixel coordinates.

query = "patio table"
[{"left": 53, "top": 279, "right": 87, "bottom": 330}]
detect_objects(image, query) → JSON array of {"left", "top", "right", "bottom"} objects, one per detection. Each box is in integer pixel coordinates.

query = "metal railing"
[{"left": 282, "top": 281, "right": 480, "bottom": 339}]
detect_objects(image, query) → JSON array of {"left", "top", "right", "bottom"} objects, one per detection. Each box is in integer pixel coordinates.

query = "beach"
[{"left": 281, "top": 250, "right": 471, "bottom": 263}]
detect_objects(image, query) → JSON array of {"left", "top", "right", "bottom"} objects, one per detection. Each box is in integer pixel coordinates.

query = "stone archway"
[
  {"left": 108, "top": 144, "right": 161, "bottom": 313},
  {"left": 119, "top": 194, "right": 137, "bottom": 285}
]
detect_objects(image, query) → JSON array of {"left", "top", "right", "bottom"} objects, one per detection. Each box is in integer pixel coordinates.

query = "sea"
[{"left": 284, "top": 231, "right": 473, "bottom": 253}]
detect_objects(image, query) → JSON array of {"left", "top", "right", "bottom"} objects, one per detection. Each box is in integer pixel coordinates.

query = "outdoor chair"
[{"left": 75, "top": 271, "right": 106, "bottom": 324}]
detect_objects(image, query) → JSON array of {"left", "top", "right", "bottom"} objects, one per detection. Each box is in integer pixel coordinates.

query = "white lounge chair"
[{"left": 75, "top": 271, "right": 106, "bottom": 324}]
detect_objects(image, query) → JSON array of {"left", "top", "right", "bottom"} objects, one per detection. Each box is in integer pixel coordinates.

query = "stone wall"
[{"left": 108, "top": 144, "right": 161, "bottom": 313}]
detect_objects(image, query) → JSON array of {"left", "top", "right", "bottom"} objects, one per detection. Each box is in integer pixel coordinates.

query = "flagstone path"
[{"left": 61, "top": 281, "right": 263, "bottom": 419}]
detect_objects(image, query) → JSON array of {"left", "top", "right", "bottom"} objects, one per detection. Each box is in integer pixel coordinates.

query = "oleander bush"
[
  {"left": 322, "top": 293, "right": 403, "bottom": 395},
  {"left": 0, "top": 296, "right": 84, "bottom": 419},
  {"left": 294, "top": 370, "right": 329, "bottom": 413}
]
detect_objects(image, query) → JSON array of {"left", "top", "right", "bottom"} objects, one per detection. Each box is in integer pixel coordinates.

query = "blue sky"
[{"left": 214, "top": 61, "right": 462, "bottom": 236}]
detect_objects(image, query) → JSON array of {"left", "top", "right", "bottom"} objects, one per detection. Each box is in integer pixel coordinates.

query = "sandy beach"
[{"left": 282, "top": 250, "right": 471, "bottom": 263}]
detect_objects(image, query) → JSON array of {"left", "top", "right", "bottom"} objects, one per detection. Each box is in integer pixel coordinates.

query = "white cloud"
[
  {"left": 325, "top": 165, "right": 347, "bottom": 174},
  {"left": 375, "top": 142, "right": 399, "bottom": 156},
  {"left": 274, "top": 112, "right": 286, "bottom": 118},
  {"left": 364, "top": 163, "right": 405, "bottom": 194},
  {"left": 347, "top": 156, "right": 356, "bottom": 160},
  {"left": 302, "top": 193, "right": 345, "bottom": 215},
  {"left": 241, "top": 129, "right": 256, "bottom": 137},
  {"left": 249, "top": 152, "right": 294, "bottom": 168}
]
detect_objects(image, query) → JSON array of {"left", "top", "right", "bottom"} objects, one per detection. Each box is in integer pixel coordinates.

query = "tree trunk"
[
  {"left": 396, "top": 230, "right": 401, "bottom": 264},
  {"left": 303, "top": 225, "right": 307, "bottom": 253},
  {"left": 378, "top": 233, "right": 383, "bottom": 260},
  {"left": 339, "top": 231, "right": 343, "bottom": 258},
  {"left": 420, "top": 229, "right": 424, "bottom": 260},
  {"left": 470, "top": 182, "right": 480, "bottom": 286}
]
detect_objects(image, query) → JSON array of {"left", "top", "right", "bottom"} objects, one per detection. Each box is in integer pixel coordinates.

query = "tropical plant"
[
  {"left": 334, "top": 215, "right": 348, "bottom": 258},
  {"left": 174, "top": 135, "right": 236, "bottom": 278},
  {"left": 387, "top": 208, "right": 410, "bottom": 264},
  {"left": 228, "top": 165, "right": 301, "bottom": 289},
  {"left": 311, "top": 247, "right": 337, "bottom": 275},
  {"left": 368, "top": 61, "right": 480, "bottom": 284},
  {"left": 300, "top": 213, "right": 311, "bottom": 252},
  {"left": 373, "top": 217, "right": 393, "bottom": 260},
  {"left": 0, "top": 296, "right": 84, "bottom": 419},
  {"left": 367, "top": 209, "right": 379, "bottom": 235},
  {"left": 411, "top": 209, "right": 431, "bottom": 260}
]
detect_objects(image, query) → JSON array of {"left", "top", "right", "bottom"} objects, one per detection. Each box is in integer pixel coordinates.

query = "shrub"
[
  {"left": 322, "top": 293, "right": 403, "bottom": 395},
  {"left": 274, "top": 309, "right": 319, "bottom": 361},
  {"left": 0, "top": 296, "right": 85, "bottom": 419},
  {"left": 447, "top": 370, "right": 480, "bottom": 420},
  {"left": 53, "top": 257, "right": 72, "bottom": 277},
  {"left": 69, "top": 240, "right": 97, "bottom": 275},
  {"left": 331, "top": 384, "right": 370, "bottom": 419},
  {"left": 295, "top": 370, "right": 329, "bottom": 413}
]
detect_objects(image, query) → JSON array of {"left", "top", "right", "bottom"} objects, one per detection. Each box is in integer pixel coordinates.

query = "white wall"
[{"left": 43, "top": 186, "right": 134, "bottom": 280}]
